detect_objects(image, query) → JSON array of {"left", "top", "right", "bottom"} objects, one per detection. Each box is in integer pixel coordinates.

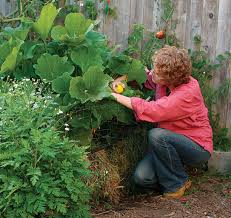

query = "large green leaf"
[
  {"left": 127, "top": 59, "right": 146, "bottom": 85},
  {"left": 85, "top": 31, "right": 106, "bottom": 47},
  {"left": 65, "top": 13, "right": 92, "bottom": 37},
  {"left": 71, "top": 47, "right": 103, "bottom": 73},
  {"left": 0, "top": 40, "right": 23, "bottom": 74},
  {"left": 33, "top": 3, "right": 58, "bottom": 41},
  {"left": 108, "top": 55, "right": 146, "bottom": 85},
  {"left": 51, "top": 13, "right": 93, "bottom": 44},
  {"left": 0, "top": 42, "right": 12, "bottom": 65},
  {"left": 71, "top": 112, "right": 91, "bottom": 129},
  {"left": 52, "top": 72, "right": 72, "bottom": 94},
  {"left": 2, "top": 21, "right": 32, "bottom": 40},
  {"left": 108, "top": 54, "right": 131, "bottom": 75},
  {"left": 21, "top": 42, "right": 44, "bottom": 60},
  {"left": 69, "top": 66, "right": 113, "bottom": 103},
  {"left": 92, "top": 100, "right": 134, "bottom": 125},
  {"left": 34, "top": 54, "right": 74, "bottom": 82}
]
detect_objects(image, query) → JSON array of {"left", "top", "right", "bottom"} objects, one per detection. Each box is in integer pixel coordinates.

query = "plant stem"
[{"left": 0, "top": 17, "right": 22, "bottom": 23}]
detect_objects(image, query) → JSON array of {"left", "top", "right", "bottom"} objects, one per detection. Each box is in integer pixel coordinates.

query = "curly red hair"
[{"left": 152, "top": 46, "right": 192, "bottom": 87}]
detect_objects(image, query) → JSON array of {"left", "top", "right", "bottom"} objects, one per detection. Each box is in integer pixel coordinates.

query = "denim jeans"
[{"left": 133, "top": 128, "right": 211, "bottom": 193}]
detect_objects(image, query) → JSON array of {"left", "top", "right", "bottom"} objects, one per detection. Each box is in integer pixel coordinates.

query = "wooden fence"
[
  {"left": 98, "top": 0, "right": 231, "bottom": 130},
  {"left": 0, "top": 0, "right": 230, "bottom": 130}
]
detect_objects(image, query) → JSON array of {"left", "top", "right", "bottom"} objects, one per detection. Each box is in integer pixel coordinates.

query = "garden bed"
[{"left": 92, "top": 173, "right": 231, "bottom": 218}]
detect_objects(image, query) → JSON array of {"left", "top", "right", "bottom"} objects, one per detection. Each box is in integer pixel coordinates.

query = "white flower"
[
  {"left": 23, "top": 78, "right": 30, "bottom": 81},
  {"left": 64, "top": 123, "right": 69, "bottom": 127},
  {"left": 80, "top": 1, "right": 84, "bottom": 7},
  {"left": 103, "top": 170, "right": 109, "bottom": 176},
  {"left": 32, "top": 103, "right": 39, "bottom": 109},
  {"left": 65, "top": 127, "right": 70, "bottom": 131},
  {"left": 57, "top": 109, "right": 64, "bottom": 115},
  {"left": 13, "top": 83, "right": 18, "bottom": 88}
]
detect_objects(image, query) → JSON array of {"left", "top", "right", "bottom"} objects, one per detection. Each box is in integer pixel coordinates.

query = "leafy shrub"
[
  {"left": 0, "top": 3, "right": 146, "bottom": 147},
  {"left": 0, "top": 80, "right": 91, "bottom": 217}
]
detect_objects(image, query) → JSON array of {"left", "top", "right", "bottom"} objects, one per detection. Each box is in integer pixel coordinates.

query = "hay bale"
[{"left": 88, "top": 150, "right": 122, "bottom": 204}]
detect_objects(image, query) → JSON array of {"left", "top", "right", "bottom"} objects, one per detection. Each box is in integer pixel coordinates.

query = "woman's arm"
[{"left": 111, "top": 93, "right": 132, "bottom": 109}]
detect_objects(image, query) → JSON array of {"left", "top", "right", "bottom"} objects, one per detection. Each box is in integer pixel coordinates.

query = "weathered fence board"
[{"left": 0, "top": 0, "right": 17, "bottom": 17}]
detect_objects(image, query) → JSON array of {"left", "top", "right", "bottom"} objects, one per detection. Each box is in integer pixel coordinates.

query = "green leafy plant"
[
  {"left": 84, "top": 0, "right": 98, "bottom": 20},
  {"left": 0, "top": 3, "right": 145, "bottom": 146},
  {"left": 0, "top": 80, "right": 91, "bottom": 217}
]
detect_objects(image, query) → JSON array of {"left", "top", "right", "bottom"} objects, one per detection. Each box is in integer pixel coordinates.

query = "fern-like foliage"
[{"left": 0, "top": 80, "right": 91, "bottom": 217}]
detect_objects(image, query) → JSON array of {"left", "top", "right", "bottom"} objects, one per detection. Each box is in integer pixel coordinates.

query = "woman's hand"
[
  {"left": 110, "top": 75, "right": 127, "bottom": 93},
  {"left": 111, "top": 81, "right": 126, "bottom": 93},
  {"left": 145, "top": 67, "right": 153, "bottom": 74}
]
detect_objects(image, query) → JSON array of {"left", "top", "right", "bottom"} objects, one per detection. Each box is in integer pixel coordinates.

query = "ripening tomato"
[
  {"left": 107, "top": 0, "right": 111, "bottom": 4},
  {"left": 156, "top": 30, "right": 165, "bottom": 39}
]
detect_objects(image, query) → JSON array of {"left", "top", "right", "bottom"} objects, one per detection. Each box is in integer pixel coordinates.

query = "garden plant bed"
[{"left": 92, "top": 173, "right": 231, "bottom": 218}]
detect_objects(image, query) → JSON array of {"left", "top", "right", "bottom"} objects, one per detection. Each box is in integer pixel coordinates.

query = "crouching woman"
[{"left": 111, "top": 46, "right": 212, "bottom": 199}]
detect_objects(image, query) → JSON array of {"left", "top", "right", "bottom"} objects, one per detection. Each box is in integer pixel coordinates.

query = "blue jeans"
[{"left": 133, "top": 128, "right": 211, "bottom": 193}]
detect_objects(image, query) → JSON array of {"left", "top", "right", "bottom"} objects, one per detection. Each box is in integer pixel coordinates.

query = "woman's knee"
[
  {"left": 148, "top": 128, "right": 168, "bottom": 146},
  {"left": 133, "top": 168, "right": 146, "bottom": 186},
  {"left": 133, "top": 159, "right": 156, "bottom": 186}
]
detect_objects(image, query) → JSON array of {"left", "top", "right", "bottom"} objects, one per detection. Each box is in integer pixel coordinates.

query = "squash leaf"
[
  {"left": 51, "top": 13, "right": 93, "bottom": 44},
  {"left": 71, "top": 112, "right": 91, "bottom": 129},
  {"left": 69, "top": 66, "right": 113, "bottom": 103},
  {"left": 92, "top": 100, "right": 134, "bottom": 126},
  {"left": 33, "top": 3, "right": 58, "bottom": 41},
  {"left": 34, "top": 54, "right": 74, "bottom": 82},
  {"left": 52, "top": 72, "right": 72, "bottom": 94},
  {"left": 2, "top": 22, "right": 32, "bottom": 40},
  {"left": 0, "top": 40, "right": 23, "bottom": 74},
  {"left": 127, "top": 59, "right": 146, "bottom": 85},
  {"left": 0, "top": 42, "right": 12, "bottom": 66},
  {"left": 108, "top": 54, "right": 131, "bottom": 75},
  {"left": 71, "top": 46, "right": 103, "bottom": 73}
]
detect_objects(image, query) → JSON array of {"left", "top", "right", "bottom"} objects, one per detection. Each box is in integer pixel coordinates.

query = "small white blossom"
[
  {"left": 103, "top": 170, "right": 109, "bottom": 176},
  {"left": 64, "top": 123, "right": 69, "bottom": 127},
  {"left": 65, "top": 127, "right": 70, "bottom": 131},
  {"left": 80, "top": 1, "right": 84, "bottom": 7},
  {"left": 32, "top": 103, "right": 39, "bottom": 109},
  {"left": 57, "top": 109, "right": 64, "bottom": 115}
]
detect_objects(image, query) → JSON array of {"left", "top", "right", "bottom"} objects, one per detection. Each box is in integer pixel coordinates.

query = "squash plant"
[{"left": 0, "top": 3, "right": 146, "bottom": 145}]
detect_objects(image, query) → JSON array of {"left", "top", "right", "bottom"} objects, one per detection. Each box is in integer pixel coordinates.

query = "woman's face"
[{"left": 152, "top": 67, "right": 166, "bottom": 85}]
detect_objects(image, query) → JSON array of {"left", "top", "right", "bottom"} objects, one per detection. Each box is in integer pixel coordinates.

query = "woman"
[{"left": 111, "top": 46, "right": 213, "bottom": 199}]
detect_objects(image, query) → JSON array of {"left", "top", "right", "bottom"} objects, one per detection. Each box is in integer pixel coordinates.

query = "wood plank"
[
  {"left": 134, "top": 0, "right": 145, "bottom": 25},
  {"left": 184, "top": 0, "right": 192, "bottom": 48},
  {"left": 215, "top": 0, "right": 231, "bottom": 129},
  {"left": 201, "top": 0, "right": 219, "bottom": 59},
  {"left": 172, "top": 0, "right": 187, "bottom": 48},
  {"left": 152, "top": 0, "right": 162, "bottom": 31},
  {"left": 216, "top": 0, "right": 231, "bottom": 55},
  {"left": 128, "top": 0, "right": 136, "bottom": 31},
  {"left": 227, "top": 63, "right": 231, "bottom": 130},
  {"left": 143, "top": 0, "right": 155, "bottom": 32},
  {"left": 114, "top": 0, "right": 130, "bottom": 48},
  {"left": 186, "top": 0, "right": 203, "bottom": 50},
  {"left": 0, "top": 0, "right": 6, "bottom": 16}
]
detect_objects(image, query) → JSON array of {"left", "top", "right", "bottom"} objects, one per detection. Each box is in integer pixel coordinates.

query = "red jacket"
[{"left": 131, "top": 76, "right": 213, "bottom": 154}]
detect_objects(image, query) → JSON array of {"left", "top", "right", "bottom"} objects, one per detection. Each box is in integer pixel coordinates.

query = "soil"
[{"left": 92, "top": 173, "right": 231, "bottom": 218}]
